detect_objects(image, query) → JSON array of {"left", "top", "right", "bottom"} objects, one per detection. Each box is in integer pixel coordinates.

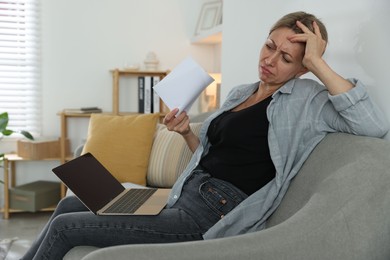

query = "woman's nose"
[{"left": 265, "top": 53, "right": 278, "bottom": 66}]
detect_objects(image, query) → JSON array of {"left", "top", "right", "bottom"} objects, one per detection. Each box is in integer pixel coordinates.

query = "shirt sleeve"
[{"left": 322, "top": 79, "right": 389, "bottom": 137}]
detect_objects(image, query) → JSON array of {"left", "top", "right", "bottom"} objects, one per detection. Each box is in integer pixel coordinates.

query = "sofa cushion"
[
  {"left": 147, "top": 123, "right": 203, "bottom": 187},
  {"left": 81, "top": 113, "right": 159, "bottom": 186}
]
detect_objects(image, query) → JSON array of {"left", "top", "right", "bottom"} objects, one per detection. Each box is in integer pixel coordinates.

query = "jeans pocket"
[{"left": 199, "top": 179, "right": 247, "bottom": 218}]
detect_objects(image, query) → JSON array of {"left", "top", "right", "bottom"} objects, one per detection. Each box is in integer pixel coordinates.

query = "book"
[
  {"left": 144, "top": 76, "right": 152, "bottom": 114},
  {"left": 138, "top": 76, "right": 161, "bottom": 114},
  {"left": 63, "top": 107, "right": 102, "bottom": 114},
  {"left": 152, "top": 76, "right": 160, "bottom": 113},
  {"left": 153, "top": 57, "right": 214, "bottom": 115},
  {"left": 138, "top": 77, "right": 145, "bottom": 113}
]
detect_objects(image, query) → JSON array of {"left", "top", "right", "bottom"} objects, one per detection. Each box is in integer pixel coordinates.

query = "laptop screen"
[{"left": 52, "top": 153, "right": 125, "bottom": 213}]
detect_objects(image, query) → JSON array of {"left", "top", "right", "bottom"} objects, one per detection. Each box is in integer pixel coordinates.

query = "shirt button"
[{"left": 173, "top": 195, "right": 178, "bottom": 199}]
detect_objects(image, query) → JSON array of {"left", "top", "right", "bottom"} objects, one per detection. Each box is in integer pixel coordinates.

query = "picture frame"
[{"left": 194, "top": 1, "right": 223, "bottom": 35}]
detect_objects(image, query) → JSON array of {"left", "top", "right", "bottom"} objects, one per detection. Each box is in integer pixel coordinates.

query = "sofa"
[{"left": 64, "top": 114, "right": 390, "bottom": 260}]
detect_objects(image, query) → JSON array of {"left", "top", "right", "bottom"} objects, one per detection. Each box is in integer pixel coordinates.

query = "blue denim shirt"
[{"left": 166, "top": 78, "right": 389, "bottom": 239}]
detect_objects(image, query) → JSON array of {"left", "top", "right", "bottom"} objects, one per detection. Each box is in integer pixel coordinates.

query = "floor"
[{"left": 0, "top": 212, "right": 51, "bottom": 260}]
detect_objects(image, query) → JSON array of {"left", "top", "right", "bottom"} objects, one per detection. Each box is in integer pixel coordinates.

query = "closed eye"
[
  {"left": 282, "top": 55, "right": 292, "bottom": 63},
  {"left": 265, "top": 39, "right": 293, "bottom": 63},
  {"left": 265, "top": 43, "right": 275, "bottom": 50}
]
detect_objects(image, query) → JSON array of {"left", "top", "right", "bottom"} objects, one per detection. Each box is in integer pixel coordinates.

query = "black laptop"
[{"left": 52, "top": 153, "right": 170, "bottom": 215}]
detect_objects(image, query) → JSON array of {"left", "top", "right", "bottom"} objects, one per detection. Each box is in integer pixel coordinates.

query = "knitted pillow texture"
[{"left": 147, "top": 123, "right": 203, "bottom": 187}]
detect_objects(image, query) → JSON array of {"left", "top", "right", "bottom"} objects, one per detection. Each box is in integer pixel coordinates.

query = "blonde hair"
[{"left": 270, "top": 11, "right": 328, "bottom": 43}]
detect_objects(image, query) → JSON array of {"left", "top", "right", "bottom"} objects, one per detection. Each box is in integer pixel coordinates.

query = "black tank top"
[{"left": 200, "top": 95, "right": 275, "bottom": 195}]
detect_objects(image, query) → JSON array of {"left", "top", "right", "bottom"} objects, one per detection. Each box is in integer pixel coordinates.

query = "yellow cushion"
[{"left": 81, "top": 113, "right": 159, "bottom": 185}]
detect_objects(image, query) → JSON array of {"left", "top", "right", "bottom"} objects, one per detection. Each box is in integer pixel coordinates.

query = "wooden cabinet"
[{"left": 1, "top": 154, "right": 61, "bottom": 219}]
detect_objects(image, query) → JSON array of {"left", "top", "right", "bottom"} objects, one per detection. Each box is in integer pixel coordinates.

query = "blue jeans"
[{"left": 22, "top": 170, "right": 248, "bottom": 260}]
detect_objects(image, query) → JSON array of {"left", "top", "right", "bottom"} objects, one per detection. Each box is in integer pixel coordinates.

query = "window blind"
[{"left": 0, "top": 0, "right": 41, "bottom": 135}]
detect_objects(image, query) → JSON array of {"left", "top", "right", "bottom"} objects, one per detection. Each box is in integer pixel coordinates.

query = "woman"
[{"left": 22, "top": 11, "right": 388, "bottom": 259}]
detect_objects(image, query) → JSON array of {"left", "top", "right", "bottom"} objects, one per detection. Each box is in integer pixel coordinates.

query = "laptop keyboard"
[{"left": 103, "top": 188, "right": 157, "bottom": 214}]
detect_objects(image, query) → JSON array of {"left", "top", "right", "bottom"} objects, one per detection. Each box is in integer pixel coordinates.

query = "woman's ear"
[{"left": 295, "top": 66, "right": 309, "bottom": 78}]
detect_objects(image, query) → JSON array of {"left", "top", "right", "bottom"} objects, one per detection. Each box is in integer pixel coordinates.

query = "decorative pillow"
[
  {"left": 81, "top": 113, "right": 159, "bottom": 186},
  {"left": 147, "top": 123, "right": 203, "bottom": 188}
]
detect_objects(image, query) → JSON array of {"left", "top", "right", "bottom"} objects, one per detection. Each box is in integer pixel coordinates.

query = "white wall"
[
  {"left": 41, "top": 0, "right": 218, "bottom": 140},
  {"left": 221, "top": 0, "right": 390, "bottom": 139},
  {"left": 40, "top": 0, "right": 223, "bottom": 150}
]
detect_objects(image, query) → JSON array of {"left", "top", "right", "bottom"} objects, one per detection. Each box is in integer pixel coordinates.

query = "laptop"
[{"left": 52, "top": 152, "right": 171, "bottom": 215}]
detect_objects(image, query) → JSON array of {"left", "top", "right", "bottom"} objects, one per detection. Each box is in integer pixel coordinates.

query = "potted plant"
[{"left": 0, "top": 112, "right": 34, "bottom": 184}]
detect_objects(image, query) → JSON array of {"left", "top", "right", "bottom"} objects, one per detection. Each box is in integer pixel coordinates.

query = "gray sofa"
[{"left": 64, "top": 132, "right": 390, "bottom": 260}]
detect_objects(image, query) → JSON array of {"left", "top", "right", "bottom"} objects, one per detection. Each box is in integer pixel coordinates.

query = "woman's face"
[{"left": 258, "top": 27, "right": 307, "bottom": 87}]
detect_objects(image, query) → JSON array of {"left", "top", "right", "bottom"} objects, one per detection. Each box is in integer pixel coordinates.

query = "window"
[{"left": 0, "top": 0, "right": 41, "bottom": 135}]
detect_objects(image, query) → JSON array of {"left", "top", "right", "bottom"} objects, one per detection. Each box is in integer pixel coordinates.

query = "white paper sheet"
[{"left": 153, "top": 57, "right": 214, "bottom": 115}]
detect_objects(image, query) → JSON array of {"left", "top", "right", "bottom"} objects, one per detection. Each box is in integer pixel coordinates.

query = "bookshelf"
[{"left": 110, "top": 69, "right": 169, "bottom": 115}]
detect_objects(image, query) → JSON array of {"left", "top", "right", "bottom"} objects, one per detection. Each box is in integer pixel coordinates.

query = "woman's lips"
[{"left": 260, "top": 65, "right": 272, "bottom": 75}]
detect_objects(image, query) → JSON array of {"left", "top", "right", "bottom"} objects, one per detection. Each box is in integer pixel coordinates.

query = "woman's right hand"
[
  {"left": 163, "top": 108, "right": 191, "bottom": 136},
  {"left": 163, "top": 108, "right": 200, "bottom": 153}
]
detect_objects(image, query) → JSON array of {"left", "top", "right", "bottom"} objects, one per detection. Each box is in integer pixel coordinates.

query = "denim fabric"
[
  {"left": 172, "top": 169, "right": 248, "bottom": 233},
  {"left": 22, "top": 170, "right": 247, "bottom": 260}
]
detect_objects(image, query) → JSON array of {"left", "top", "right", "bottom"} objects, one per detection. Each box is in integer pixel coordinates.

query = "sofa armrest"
[
  {"left": 81, "top": 183, "right": 390, "bottom": 260},
  {"left": 80, "top": 212, "right": 379, "bottom": 260}
]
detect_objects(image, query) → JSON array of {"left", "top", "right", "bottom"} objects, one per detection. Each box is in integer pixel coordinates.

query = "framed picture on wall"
[{"left": 194, "top": 1, "right": 222, "bottom": 35}]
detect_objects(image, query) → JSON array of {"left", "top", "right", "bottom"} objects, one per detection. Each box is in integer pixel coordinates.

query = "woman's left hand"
[
  {"left": 288, "top": 20, "right": 327, "bottom": 71},
  {"left": 289, "top": 20, "right": 353, "bottom": 95}
]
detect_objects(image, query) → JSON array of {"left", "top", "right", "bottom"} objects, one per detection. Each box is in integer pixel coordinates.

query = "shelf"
[
  {"left": 57, "top": 112, "right": 96, "bottom": 117},
  {"left": 4, "top": 153, "right": 73, "bottom": 162},
  {"left": 110, "top": 69, "right": 169, "bottom": 77},
  {"left": 191, "top": 24, "right": 222, "bottom": 44}
]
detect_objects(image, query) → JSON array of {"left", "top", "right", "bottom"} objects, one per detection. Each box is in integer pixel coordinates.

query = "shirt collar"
[{"left": 273, "top": 79, "right": 296, "bottom": 96}]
